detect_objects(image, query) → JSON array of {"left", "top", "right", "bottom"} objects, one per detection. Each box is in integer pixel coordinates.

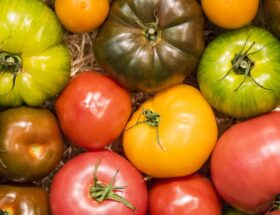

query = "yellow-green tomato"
[{"left": 123, "top": 85, "right": 218, "bottom": 178}]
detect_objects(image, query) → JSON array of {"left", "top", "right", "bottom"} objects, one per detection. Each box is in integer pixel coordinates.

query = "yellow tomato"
[
  {"left": 201, "top": 0, "right": 259, "bottom": 29},
  {"left": 123, "top": 85, "right": 218, "bottom": 178},
  {"left": 55, "top": 0, "right": 109, "bottom": 33}
]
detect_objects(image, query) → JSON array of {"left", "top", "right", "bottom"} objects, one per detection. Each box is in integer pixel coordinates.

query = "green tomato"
[
  {"left": 94, "top": 0, "right": 205, "bottom": 93},
  {"left": 0, "top": 0, "right": 71, "bottom": 107},
  {"left": 198, "top": 26, "right": 280, "bottom": 119}
]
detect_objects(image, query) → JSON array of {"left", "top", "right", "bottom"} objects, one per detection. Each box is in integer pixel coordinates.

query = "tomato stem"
[
  {"left": 135, "top": 10, "right": 161, "bottom": 45},
  {"left": 219, "top": 39, "right": 271, "bottom": 92},
  {"left": 0, "top": 52, "right": 22, "bottom": 94},
  {"left": 89, "top": 161, "right": 136, "bottom": 212},
  {"left": 125, "top": 108, "right": 164, "bottom": 150}
]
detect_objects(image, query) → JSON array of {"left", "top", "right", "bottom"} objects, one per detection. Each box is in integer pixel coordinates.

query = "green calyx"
[
  {"left": 89, "top": 161, "right": 136, "bottom": 212},
  {"left": 136, "top": 10, "right": 161, "bottom": 45},
  {"left": 0, "top": 52, "right": 22, "bottom": 95},
  {"left": 0, "top": 52, "right": 22, "bottom": 73},
  {"left": 126, "top": 108, "right": 164, "bottom": 150},
  {"left": 219, "top": 39, "right": 271, "bottom": 92}
]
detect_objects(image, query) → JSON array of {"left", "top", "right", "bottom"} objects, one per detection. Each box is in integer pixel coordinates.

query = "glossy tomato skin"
[
  {"left": 198, "top": 27, "right": 280, "bottom": 119},
  {"left": 211, "top": 111, "right": 280, "bottom": 214},
  {"left": 149, "top": 174, "right": 222, "bottom": 215},
  {"left": 201, "top": 0, "right": 259, "bottom": 29},
  {"left": 0, "top": 0, "right": 71, "bottom": 107},
  {"left": 0, "top": 185, "right": 50, "bottom": 215},
  {"left": 123, "top": 84, "right": 218, "bottom": 178},
  {"left": 0, "top": 107, "right": 64, "bottom": 183},
  {"left": 55, "top": 71, "right": 132, "bottom": 149},
  {"left": 50, "top": 150, "right": 148, "bottom": 215},
  {"left": 94, "top": 0, "right": 204, "bottom": 93},
  {"left": 55, "top": 0, "right": 109, "bottom": 32},
  {"left": 265, "top": 0, "right": 280, "bottom": 39}
]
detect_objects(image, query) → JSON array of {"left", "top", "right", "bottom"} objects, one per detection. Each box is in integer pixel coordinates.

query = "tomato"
[
  {"left": 265, "top": 0, "right": 280, "bottom": 39},
  {"left": 50, "top": 150, "right": 148, "bottom": 215},
  {"left": 123, "top": 84, "right": 217, "bottom": 178},
  {"left": 55, "top": 71, "right": 132, "bottom": 149},
  {"left": 198, "top": 26, "right": 280, "bottom": 119},
  {"left": 93, "top": 0, "right": 204, "bottom": 93},
  {"left": 201, "top": 0, "right": 259, "bottom": 29},
  {"left": 0, "top": 184, "right": 50, "bottom": 215},
  {"left": 55, "top": 0, "right": 109, "bottom": 33},
  {"left": 211, "top": 111, "right": 280, "bottom": 214},
  {"left": 149, "top": 174, "right": 222, "bottom": 215},
  {"left": 0, "top": 0, "right": 71, "bottom": 107},
  {"left": 0, "top": 107, "right": 64, "bottom": 183}
]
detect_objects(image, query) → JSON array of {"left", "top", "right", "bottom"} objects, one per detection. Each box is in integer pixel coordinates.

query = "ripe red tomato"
[
  {"left": 50, "top": 150, "right": 148, "bottom": 215},
  {"left": 211, "top": 111, "right": 280, "bottom": 214},
  {"left": 55, "top": 71, "right": 132, "bottom": 149},
  {"left": 149, "top": 174, "right": 222, "bottom": 215}
]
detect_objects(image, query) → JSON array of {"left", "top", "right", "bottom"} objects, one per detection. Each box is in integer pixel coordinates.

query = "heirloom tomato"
[
  {"left": 0, "top": 0, "right": 71, "bottom": 107},
  {"left": 94, "top": 0, "right": 205, "bottom": 93},
  {"left": 211, "top": 111, "right": 280, "bottom": 214},
  {"left": 55, "top": 71, "right": 132, "bottom": 149},
  {"left": 201, "top": 0, "right": 259, "bottom": 29},
  {"left": 149, "top": 174, "right": 222, "bottom": 215},
  {"left": 50, "top": 151, "right": 148, "bottom": 215},
  {"left": 0, "top": 185, "right": 50, "bottom": 215},
  {"left": 55, "top": 0, "right": 109, "bottom": 32},
  {"left": 265, "top": 0, "right": 280, "bottom": 39},
  {"left": 123, "top": 84, "right": 218, "bottom": 178},
  {"left": 198, "top": 26, "right": 280, "bottom": 119},
  {"left": 0, "top": 107, "right": 64, "bottom": 183}
]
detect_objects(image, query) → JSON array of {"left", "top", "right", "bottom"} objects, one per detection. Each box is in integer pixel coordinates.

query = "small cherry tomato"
[
  {"left": 201, "top": 0, "right": 259, "bottom": 29},
  {"left": 55, "top": 0, "right": 110, "bottom": 32}
]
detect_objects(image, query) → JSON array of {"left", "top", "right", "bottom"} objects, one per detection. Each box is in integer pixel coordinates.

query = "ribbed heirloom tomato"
[
  {"left": 55, "top": 71, "right": 132, "bottom": 149},
  {"left": 0, "top": 0, "right": 71, "bottom": 107},
  {"left": 55, "top": 0, "right": 109, "bottom": 32},
  {"left": 123, "top": 84, "right": 218, "bottom": 178}
]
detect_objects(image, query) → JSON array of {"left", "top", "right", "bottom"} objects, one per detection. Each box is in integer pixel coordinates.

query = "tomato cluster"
[{"left": 0, "top": 0, "right": 280, "bottom": 215}]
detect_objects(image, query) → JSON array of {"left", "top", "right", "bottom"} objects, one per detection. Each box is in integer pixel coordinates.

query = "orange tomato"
[
  {"left": 55, "top": 0, "right": 109, "bottom": 33},
  {"left": 123, "top": 85, "right": 218, "bottom": 178},
  {"left": 201, "top": 0, "right": 259, "bottom": 29}
]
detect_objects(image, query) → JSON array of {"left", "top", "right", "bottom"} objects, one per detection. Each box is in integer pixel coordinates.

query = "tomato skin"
[
  {"left": 201, "top": 0, "right": 259, "bottom": 29},
  {"left": 55, "top": 71, "right": 132, "bottom": 149},
  {"left": 198, "top": 26, "right": 280, "bottom": 119},
  {"left": 123, "top": 84, "right": 217, "bottom": 178},
  {"left": 0, "top": 107, "right": 64, "bottom": 183},
  {"left": 0, "top": 185, "right": 50, "bottom": 215},
  {"left": 55, "top": 0, "right": 109, "bottom": 32},
  {"left": 94, "top": 0, "right": 204, "bottom": 93},
  {"left": 149, "top": 174, "right": 222, "bottom": 215},
  {"left": 50, "top": 150, "right": 148, "bottom": 215},
  {"left": 0, "top": 0, "right": 71, "bottom": 107},
  {"left": 265, "top": 0, "right": 280, "bottom": 39},
  {"left": 211, "top": 111, "right": 280, "bottom": 214}
]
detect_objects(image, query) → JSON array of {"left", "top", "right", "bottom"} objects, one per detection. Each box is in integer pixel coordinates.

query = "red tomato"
[
  {"left": 55, "top": 71, "right": 132, "bottom": 149},
  {"left": 211, "top": 111, "right": 280, "bottom": 214},
  {"left": 149, "top": 174, "right": 222, "bottom": 215},
  {"left": 50, "top": 150, "right": 148, "bottom": 215}
]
